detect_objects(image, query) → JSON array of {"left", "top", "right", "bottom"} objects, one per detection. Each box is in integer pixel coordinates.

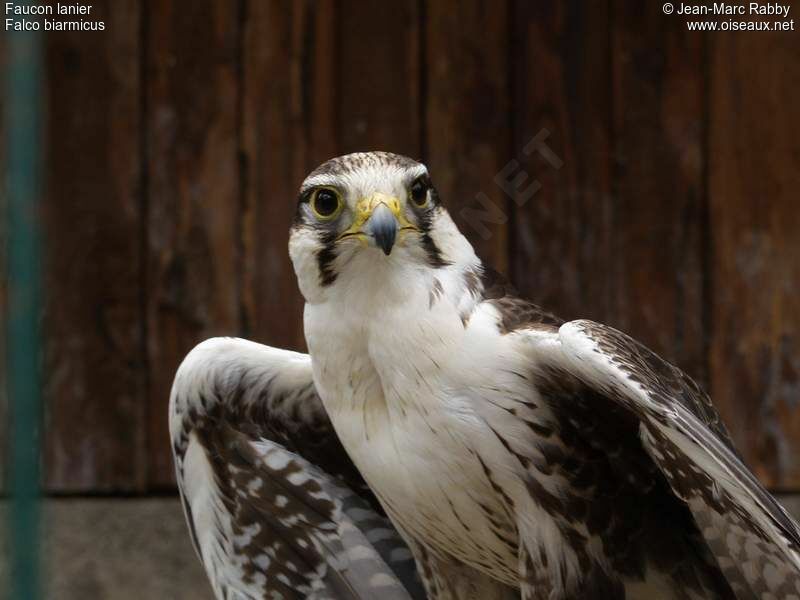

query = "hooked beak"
[
  {"left": 339, "top": 192, "right": 413, "bottom": 256},
  {"left": 367, "top": 203, "right": 398, "bottom": 255}
]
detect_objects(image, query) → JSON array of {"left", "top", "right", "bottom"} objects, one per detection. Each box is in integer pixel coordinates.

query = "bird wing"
[
  {"left": 169, "top": 337, "right": 424, "bottom": 600},
  {"left": 519, "top": 319, "right": 800, "bottom": 598},
  {"left": 400, "top": 535, "right": 518, "bottom": 600}
]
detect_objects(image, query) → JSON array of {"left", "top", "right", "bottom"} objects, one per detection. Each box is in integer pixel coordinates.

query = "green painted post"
[{"left": 4, "top": 13, "right": 44, "bottom": 600}]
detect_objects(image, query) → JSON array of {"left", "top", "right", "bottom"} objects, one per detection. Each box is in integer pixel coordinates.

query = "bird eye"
[
  {"left": 310, "top": 188, "right": 343, "bottom": 220},
  {"left": 409, "top": 177, "right": 429, "bottom": 208}
]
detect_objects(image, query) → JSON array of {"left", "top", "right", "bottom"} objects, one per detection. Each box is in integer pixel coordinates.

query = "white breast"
[{"left": 303, "top": 262, "right": 523, "bottom": 583}]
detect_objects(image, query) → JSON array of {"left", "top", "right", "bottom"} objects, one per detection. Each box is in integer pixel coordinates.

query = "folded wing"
[
  {"left": 169, "top": 338, "right": 423, "bottom": 600},
  {"left": 525, "top": 320, "right": 800, "bottom": 599}
]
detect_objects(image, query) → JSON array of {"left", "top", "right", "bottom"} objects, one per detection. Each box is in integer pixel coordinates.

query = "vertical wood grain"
[
  {"left": 338, "top": 0, "right": 421, "bottom": 157},
  {"left": 426, "top": 0, "right": 511, "bottom": 273},
  {"left": 41, "top": 0, "right": 145, "bottom": 491},
  {"left": 241, "top": 0, "right": 337, "bottom": 352},
  {"left": 709, "top": 32, "right": 800, "bottom": 488},
  {"left": 145, "top": 0, "right": 241, "bottom": 488},
  {"left": 512, "top": 1, "right": 612, "bottom": 320},
  {"left": 610, "top": 1, "right": 707, "bottom": 382},
  {"left": 25, "top": 2, "right": 800, "bottom": 495}
]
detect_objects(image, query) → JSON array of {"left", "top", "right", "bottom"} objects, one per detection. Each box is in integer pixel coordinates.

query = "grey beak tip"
[
  {"left": 376, "top": 228, "right": 396, "bottom": 255},
  {"left": 367, "top": 204, "right": 398, "bottom": 256}
]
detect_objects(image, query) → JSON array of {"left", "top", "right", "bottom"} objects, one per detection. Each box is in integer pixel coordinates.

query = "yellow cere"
[{"left": 338, "top": 192, "right": 417, "bottom": 244}]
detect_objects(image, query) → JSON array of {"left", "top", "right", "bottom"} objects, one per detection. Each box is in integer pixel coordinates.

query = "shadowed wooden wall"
[{"left": 2, "top": 0, "right": 799, "bottom": 494}]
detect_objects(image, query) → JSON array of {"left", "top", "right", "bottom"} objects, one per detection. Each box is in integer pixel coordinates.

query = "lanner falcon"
[{"left": 170, "top": 151, "right": 800, "bottom": 599}]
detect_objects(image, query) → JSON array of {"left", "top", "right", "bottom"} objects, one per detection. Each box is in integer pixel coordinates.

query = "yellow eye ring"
[
  {"left": 409, "top": 177, "right": 429, "bottom": 208},
  {"left": 310, "top": 187, "right": 343, "bottom": 221}
]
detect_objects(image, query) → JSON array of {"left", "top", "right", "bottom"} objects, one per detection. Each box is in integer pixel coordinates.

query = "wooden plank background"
[
  {"left": 41, "top": 0, "right": 145, "bottom": 491},
  {"left": 1, "top": 1, "right": 798, "bottom": 493}
]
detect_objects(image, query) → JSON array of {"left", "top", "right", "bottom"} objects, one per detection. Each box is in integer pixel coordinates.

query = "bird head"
[{"left": 289, "top": 152, "right": 475, "bottom": 303}]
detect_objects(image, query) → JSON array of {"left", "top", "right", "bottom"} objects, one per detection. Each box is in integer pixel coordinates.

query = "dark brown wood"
[
  {"left": 23, "top": 3, "right": 800, "bottom": 493},
  {"left": 145, "top": 0, "right": 241, "bottom": 488},
  {"left": 241, "top": 0, "right": 337, "bottom": 353},
  {"left": 426, "top": 0, "right": 511, "bottom": 273},
  {"left": 511, "top": 1, "right": 613, "bottom": 322},
  {"left": 609, "top": 1, "right": 707, "bottom": 384},
  {"left": 709, "top": 32, "right": 800, "bottom": 488},
  {"left": 41, "top": 0, "right": 145, "bottom": 491},
  {"left": 337, "top": 0, "right": 421, "bottom": 158}
]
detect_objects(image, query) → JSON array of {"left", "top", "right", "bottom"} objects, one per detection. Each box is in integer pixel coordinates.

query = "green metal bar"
[{"left": 5, "top": 13, "right": 44, "bottom": 600}]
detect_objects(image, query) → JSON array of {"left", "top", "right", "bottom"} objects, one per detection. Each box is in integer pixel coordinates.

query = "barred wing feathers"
[
  {"left": 526, "top": 320, "right": 800, "bottom": 599},
  {"left": 169, "top": 338, "right": 423, "bottom": 600}
]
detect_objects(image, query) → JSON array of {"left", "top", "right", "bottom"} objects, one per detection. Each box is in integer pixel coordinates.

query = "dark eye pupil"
[
  {"left": 314, "top": 190, "right": 339, "bottom": 216},
  {"left": 411, "top": 179, "right": 427, "bottom": 205}
]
